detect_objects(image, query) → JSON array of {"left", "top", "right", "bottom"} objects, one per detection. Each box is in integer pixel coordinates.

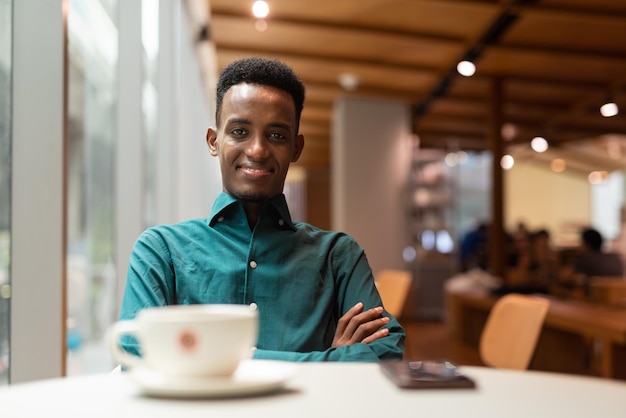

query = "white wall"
[
  {"left": 505, "top": 160, "right": 590, "bottom": 246},
  {"left": 173, "top": 7, "right": 220, "bottom": 221},
  {"left": 591, "top": 171, "right": 624, "bottom": 241},
  {"left": 332, "top": 96, "right": 412, "bottom": 275}
]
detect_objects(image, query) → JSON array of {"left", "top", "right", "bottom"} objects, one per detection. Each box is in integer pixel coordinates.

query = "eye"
[
  {"left": 268, "top": 131, "right": 288, "bottom": 142},
  {"left": 230, "top": 128, "right": 248, "bottom": 138}
]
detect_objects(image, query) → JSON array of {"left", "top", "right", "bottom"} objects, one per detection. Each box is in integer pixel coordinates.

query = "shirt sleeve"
[
  {"left": 117, "top": 229, "right": 176, "bottom": 355},
  {"left": 251, "top": 323, "right": 405, "bottom": 362}
]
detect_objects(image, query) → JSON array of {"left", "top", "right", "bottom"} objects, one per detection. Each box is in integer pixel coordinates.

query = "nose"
[{"left": 245, "top": 133, "right": 270, "bottom": 160}]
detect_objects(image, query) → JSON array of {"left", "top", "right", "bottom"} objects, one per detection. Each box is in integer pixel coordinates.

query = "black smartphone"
[{"left": 380, "top": 360, "right": 477, "bottom": 389}]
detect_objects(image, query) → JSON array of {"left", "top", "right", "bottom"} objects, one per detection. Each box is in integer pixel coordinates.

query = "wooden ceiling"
[{"left": 203, "top": 0, "right": 626, "bottom": 172}]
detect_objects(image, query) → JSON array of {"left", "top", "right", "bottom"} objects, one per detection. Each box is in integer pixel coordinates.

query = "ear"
[
  {"left": 291, "top": 134, "right": 305, "bottom": 163},
  {"left": 206, "top": 127, "right": 218, "bottom": 156}
]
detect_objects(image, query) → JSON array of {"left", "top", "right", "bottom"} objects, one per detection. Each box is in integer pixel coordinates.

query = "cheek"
[
  {"left": 219, "top": 152, "right": 230, "bottom": 166},
  {"left": 219, "top": 148, "right": 241, "bottom": 172}
]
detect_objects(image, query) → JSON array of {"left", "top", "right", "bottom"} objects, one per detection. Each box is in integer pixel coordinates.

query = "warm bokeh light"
[
  {"left": 457, "top": 60, "right": 476, "bottom": 77},
  {"left": 413, "top": 188, "right": 431, "bottom": 206},
  {"left": 531, "top": 136, "right": 549, "bottom": 153},
  {"left": 501, "top": 123, "right": 518, "bottom": 141},
  {"left": 252, "top": 1, "right": 269, "bottom": 18},
  {"left": 588, "top": 171, "right": 608, "bottom": 184},
  {"left": 445, "top": 152, "right": 458, "bottom": 167},
  {"left": 600, "top": 101, "right": 619, "bottom": 117},
  {"left": 338, "top": 73, "right": 360, "bottom": 91},
  {"left": 444, "top": 151, "right": 468, "bottom": 167},
  {"left": 550, "top": 158, "right": 566, "bottom": 173},
  {"left": 255, "top": 19, "right": 268, "bottom": 32},
  {"left": 500, "top": 154, "right": 515, "bottom": 170}
]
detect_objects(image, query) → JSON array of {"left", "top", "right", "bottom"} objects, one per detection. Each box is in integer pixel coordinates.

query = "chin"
[{"left": 233, "top": 191, "right": 272, "bottom": 203}]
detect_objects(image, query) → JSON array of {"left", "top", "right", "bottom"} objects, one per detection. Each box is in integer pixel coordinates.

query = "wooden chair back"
[
  {"left": 375, "top": 269, "right": 412, "bottom": 318},
  {"left": 588, "top": 277, "right": 626, "bottom": 307},
  {"left": 479, "top": 293, "right": 550, "bottom": 370}
]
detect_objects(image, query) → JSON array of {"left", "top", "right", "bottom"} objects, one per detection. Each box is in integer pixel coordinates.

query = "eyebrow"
[
  {"left": 225, "top": 117, "right": 252, "bottom": 126},
  {"left": 226, "top": 118, "right": 293, "bottom": 133},
  {"left": 266, "top": 122, "right": 293, "bottom": 132}
]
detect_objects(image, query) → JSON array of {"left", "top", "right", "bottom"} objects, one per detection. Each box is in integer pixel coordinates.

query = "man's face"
[{"left": 207, "top": 83, "right": 304, "bottom": 203}]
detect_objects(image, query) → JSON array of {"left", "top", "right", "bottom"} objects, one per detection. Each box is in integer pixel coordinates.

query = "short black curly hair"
[{"left": 215, "top": 57, "right": 305, "bottom": 130}]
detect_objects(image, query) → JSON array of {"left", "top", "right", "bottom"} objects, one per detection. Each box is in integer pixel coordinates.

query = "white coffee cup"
[{"left": 107, "top": 304, "right": 258, "bottom": 378}]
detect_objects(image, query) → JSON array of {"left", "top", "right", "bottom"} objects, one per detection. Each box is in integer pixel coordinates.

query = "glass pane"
[
  {"left": 142, "top": 0, "right": 159, "bottom": 228},
  {"left": 0, "top": 0, "right": 13, "bottom": 387},
  {"left": 66, "top": 0, "right": 119, "bottom": 375}
]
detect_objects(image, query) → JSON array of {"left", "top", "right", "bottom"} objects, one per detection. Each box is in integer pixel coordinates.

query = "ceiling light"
[
  {"left": 588, "top": 171, "right": 608, "bottom": 184},
  {"left": 531, "top": 136, "right": 549, "bottom": 153},
  {"left": 501, "top": 123, "right": 518, "bottom": 141},
  {"left": 338, "top": 73, "right": 360, "bottom": 91},
  {"left": 252, "top": 1, "right": 269, "bottom": 19},
  {"left": 500, "top": 155, "right": 514, "bottom": 170},
  {"left": 551, "top": 159, "right": 566, "bottom": 173},
  {"left": 600, "top": 101, "right": 619, "bottom": 117},
  {"left": 457, "top": 60, "right": 476, "bottom": 77}
]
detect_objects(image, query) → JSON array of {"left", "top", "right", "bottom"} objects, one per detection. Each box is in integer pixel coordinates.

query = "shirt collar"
[{"left": 208, "top": 192, "right": 296, "bottom": 230}]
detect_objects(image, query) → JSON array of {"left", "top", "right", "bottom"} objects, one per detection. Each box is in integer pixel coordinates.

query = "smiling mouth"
[{"left": 239, "top": 166, "right": 273, "bottom": 177}]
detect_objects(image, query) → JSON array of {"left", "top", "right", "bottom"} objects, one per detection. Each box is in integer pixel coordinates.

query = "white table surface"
[{"left": 1, "top": 361, "right": 625, "bottom": 418}]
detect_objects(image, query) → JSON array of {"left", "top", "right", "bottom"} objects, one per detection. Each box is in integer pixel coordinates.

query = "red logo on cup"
[{"left": 178, "top": 330, "right": 198, "bottom": 352}]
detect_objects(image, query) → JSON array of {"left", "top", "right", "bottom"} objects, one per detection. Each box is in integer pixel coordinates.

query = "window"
[
  {"left": 0, "top": 0, "right": 12, "bottom": 386},
  {"left": 66, "top": 0, "right": 119, "bottom": 374}
]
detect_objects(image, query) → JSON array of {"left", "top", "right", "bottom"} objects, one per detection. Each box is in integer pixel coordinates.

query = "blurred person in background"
[{"left": 574, "top": 227, "right": 623, "bottom": 278}]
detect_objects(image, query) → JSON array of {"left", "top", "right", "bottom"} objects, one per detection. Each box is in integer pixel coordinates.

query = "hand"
[{"left": 331, "top": 302, "right": 390, "bottom": 348}]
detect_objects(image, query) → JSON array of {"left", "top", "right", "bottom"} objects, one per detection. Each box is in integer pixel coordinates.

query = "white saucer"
[{"left": 128, "top": 360, "right": 296, "bottom": 398}]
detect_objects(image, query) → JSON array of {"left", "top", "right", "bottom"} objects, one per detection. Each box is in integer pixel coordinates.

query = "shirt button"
[
  {"left": 278, "top": 219, "right": 285, "bottom": 226},
  {"left": 249, "top": 302, "right": 258, "bottom": 311},
  {"left": 217, "top": 216, "right": 224, "bottom": 223},
  {"left": 249, "top": 260, "right": 257, "bottom": 269}
]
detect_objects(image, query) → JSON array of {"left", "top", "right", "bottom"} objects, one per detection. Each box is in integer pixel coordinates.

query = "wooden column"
[{"left": 488, "top": 78, "right": 506, "bottom": 278}]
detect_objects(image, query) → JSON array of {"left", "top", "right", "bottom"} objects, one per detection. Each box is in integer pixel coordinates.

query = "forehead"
[{"left": 220, "top": 83, "right": 296, "bottom": 122}]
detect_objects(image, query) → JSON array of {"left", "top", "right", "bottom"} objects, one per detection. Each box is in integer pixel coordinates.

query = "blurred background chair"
[
  {"left": 479, "top": 293, "right": 550, "bottom": 370},
  {"left": 375, "top": 269, "right": 413, "bottom": 319},
  {"left": 588, "top": 277, "right": 626, "bottom": 307}
]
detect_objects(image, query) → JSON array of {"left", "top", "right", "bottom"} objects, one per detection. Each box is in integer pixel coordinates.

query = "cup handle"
[{"left": 106, "top": 320, "right": 142, "bottom": 369}]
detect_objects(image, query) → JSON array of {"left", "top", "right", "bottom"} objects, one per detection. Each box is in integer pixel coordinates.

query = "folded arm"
[{"left": 253, "top": 302, "right": 405, "bottom": 362}]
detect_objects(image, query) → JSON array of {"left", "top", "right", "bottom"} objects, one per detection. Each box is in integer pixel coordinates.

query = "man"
[
  {"left": 574, "top": 227, "right": 623, "bottom": 278},
  {"left": 118, "top": 57, "right": 405, "bottom": 361}
]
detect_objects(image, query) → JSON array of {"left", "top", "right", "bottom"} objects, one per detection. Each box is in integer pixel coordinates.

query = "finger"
[
  {"left": 351, "top": 315, "right": 389, "bottom": 342},
  {"left": 361, "top": 327, "right": 390, "bottom": 345},
  {"left": 342, "top": 306, "right": 384, "bottom": 339},
  {"left": 335, "top": 302, "right": 364, "bottom": 336}
]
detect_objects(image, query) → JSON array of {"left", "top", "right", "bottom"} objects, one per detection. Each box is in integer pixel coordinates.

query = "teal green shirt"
[{"left": 119, "top": 192, "right": 405, "bottom": 362}]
